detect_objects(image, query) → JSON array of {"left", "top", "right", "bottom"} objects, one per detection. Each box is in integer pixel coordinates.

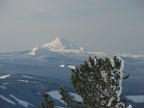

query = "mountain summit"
[
  {"left": 29, "top": 37, "right": 84, "bottom": 55},
  {"left": 42, "top": 37, "right": 84, "bottom": 51}
]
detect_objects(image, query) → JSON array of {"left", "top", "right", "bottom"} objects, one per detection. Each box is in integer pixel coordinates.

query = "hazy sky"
[{"left": 0, "top": 0, "right": 144, "bottom": 54}]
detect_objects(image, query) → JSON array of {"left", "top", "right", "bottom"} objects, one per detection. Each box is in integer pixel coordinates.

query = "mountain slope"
[
  {"left": 43, "top": 37, "right": 83, "bottom": 51},
  {"left": 29, "top": 37, "right": 85, "bottom": 56},
  {"left": 0, "top": 73, "right": 73, "bottom": 108}
]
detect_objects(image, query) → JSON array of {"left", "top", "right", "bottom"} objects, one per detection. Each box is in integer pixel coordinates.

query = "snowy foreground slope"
[
  {"left": 0, "top": 73, "right": 74, "bottom": 108},
  {"left": 0, "top": 73, "right": 141, "bottom": 108},
  {"left": 0, "top": 37, "right": 144, "bottom": 108}
]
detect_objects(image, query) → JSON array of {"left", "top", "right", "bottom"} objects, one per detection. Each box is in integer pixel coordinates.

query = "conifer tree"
[
  {"left": 70, "top": 56, "right": 128, "bottom": 108},
  {"left": 60, "top": 85, "right": 85, "bottom": 108},
  {"left": 39, "top": 92, "right": 55, "bottom": 108},
  {"left": 39, "top": 56, "right": 129, "bottom": 108}
]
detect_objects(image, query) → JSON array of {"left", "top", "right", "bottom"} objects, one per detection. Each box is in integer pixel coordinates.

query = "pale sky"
[{"left": 0, "top": 0, "right": 144, "bottom": 54}]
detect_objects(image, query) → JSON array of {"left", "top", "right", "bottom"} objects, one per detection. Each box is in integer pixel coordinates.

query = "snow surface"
[
  {"left": 127, "top": 104, "right": 132, "bottom": 108},
  {"left": 0, "top": 95, "right": 16, "bottom": 105},
  {"left": 47, "top": 90, "right": 82, "bottom": 104},
  {"left": 107, "top": 57, "right": 124, "bottom": 106},
  {"left": 17, "top": 80, "right": 37, "bottom": 83},
  {"left": 18, "top": 80, "right": 29, "bottom": 83},
  {"left": 28, "top": 37, "right": 85, "bottom": 56},
  {"left": 68, "top": 65, "right": 75, "bottom": 69},
  {"left": 69, "top": 93, "right": 82, "bottom": 102},
  {"left": 116, "top": 53, "right": 144, "bottom": 58},
  {"left": 10, "top": 94, "right": 34, "bottom": 108},
  {"left": 29, "top": 47, "right": 38, "bottom": 55},
  {"left": 126, "top": 95, "right": 144, "bottom": 103},
  {"left": 2, "top": 83, "right": 10, "bottom": 85},
  {"left": 47, "top": 90, "right": 64, "bottom": 103},
  {"left": 60, "top": 65, "right": 65, "bottom": 68},
  {"left": 88, "top": 51, "right": 107, "bottom": 57},
  {"left": 56, "top": 106, "right": 66, "bottom": 108},
  {"left": 117, "top": 57, "right": 124, "bottom": 98},
  {"left": 42, "top": 37, "right": 83, "bottom": 51},
  {"left": 0, "top": 74, "right": 10, "bottom": 79},
  {"left": 109, "top": 57, "right": 132, "bottom": 108},
  {"left": 0, "top": 85, "right": 7, "bottom": 89},
  {"left": 22, "top": 75, "right": 33, "bottom": 79}
]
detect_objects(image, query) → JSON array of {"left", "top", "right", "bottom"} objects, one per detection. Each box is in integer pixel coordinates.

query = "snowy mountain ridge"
[
  {"left": 29, "top": 37, "right": 144, "bottom": 58},
  {"left": 42, "top": 37, "right": 83, "bottom": 51},
  {"left": 116, "top": 53, "right": 144, "bottom": 58},
  {"left": 29, "top": 37, "right": 85, "bottom": 56}
]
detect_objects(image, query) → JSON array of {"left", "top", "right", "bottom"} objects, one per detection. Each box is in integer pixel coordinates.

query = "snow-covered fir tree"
[
  {"left": 39, "top": 92, "right": 55, "bottom": 108},
  {"left": 39, "top": 56, "right": 130, "bottom": 108}
]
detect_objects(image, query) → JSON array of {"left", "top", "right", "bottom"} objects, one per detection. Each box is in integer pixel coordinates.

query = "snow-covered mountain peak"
[
  {"left": 29, "top": 37, "right": 85, "bottom": 55},
  {"left": 42, "top": 37, "right": 83, "bottom": 51}
]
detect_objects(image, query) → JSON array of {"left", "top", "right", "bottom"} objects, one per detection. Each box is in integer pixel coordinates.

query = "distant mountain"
[
  {"left": 29, "top": 37, "right": 85, "bottom": 56},
  {"left": 42, "top": 37, "right": 84, "bottom": 51},
  {"left": 0, "top": 37, "right": 143, "bottom": 67},
  {"left": 28, "top": 37, "right": 108, "bottom": 58},
  {"left": 28, "top": 37, "right": 144, "bottom": 58}
]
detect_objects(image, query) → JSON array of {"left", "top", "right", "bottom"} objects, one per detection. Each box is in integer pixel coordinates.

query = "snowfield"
[
  {"left": 0, "top": 74, "right": 11, "bottom": 79},
  {"left": 0, "top": 95, "right": 16, "bottom": 105},
  {"left": 29, "top": 47, "right": 38, "bottom": 55},
  {"left": 47, "top": 90, "right": 64, "bottom": 104},
  {"left": 18, "top": 80, "right": 29, "bottom": 83},
  {"left": 17, "top": 80, "right": 38, "bottom": 83},
  {"left": 47, "top": 90, "right": 82, "bottom": 103},
  {"left": 0, "top": 85, "right": 7, "bottom": 89},
  {"left": 69, "top": 93, "right": 83, "bottom": 102},
  {"left": 10, "top": 94, "right": 34, "bottom": 107},
  {"left": 60, "top": 65, "right": 65, "bottom": 68},
  {"left": 22, "top": 75, "right": 33, "bottom": 79},
  {"left": 126, "top": 95, "right": 144, "bottom": 103},
  {"left": 68, "top": 65, "right": 75, "bottom": 69}
]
